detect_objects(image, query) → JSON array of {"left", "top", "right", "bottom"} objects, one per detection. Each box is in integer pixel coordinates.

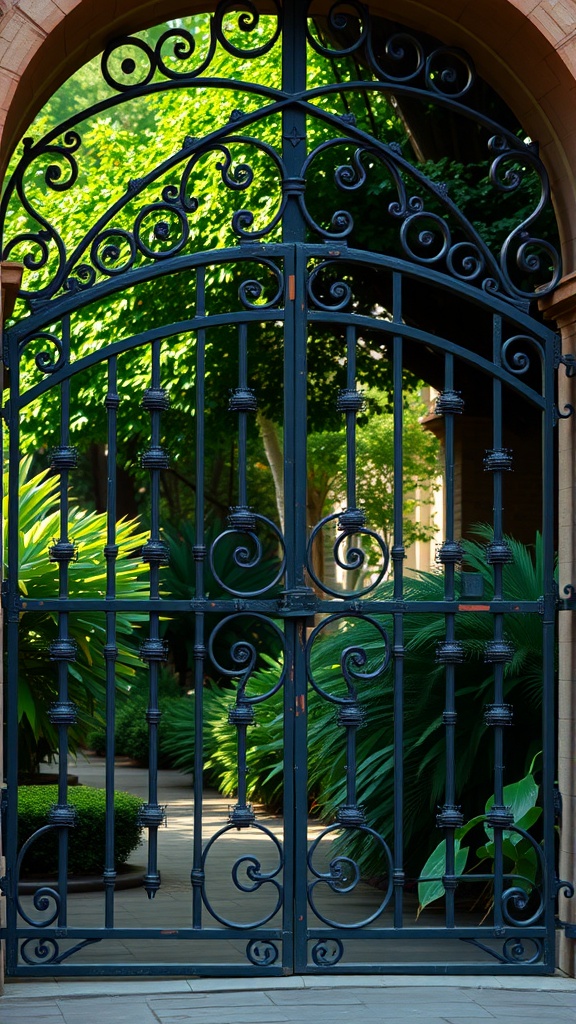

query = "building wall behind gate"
[{"left": 0, "top": 0, "right": 575, "bottom": 981}]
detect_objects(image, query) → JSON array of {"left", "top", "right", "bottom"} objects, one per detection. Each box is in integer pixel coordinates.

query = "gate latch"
[{"left": 278, "top": 587, "right": 318, "bottom": 618}]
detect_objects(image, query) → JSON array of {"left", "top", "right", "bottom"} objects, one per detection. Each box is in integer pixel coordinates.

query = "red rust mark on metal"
[
  {"left": 288, "top": 274, "right": 296, "bottom": 300},
  {"left": 458, "top": 604, "right": 491, "bottom": 612},
  {"left": 295, "top": 694, "right": 306, "bottom": 716}
]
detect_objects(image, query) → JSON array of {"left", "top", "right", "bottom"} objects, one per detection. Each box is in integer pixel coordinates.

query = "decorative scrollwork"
[
  {"left": 214, "top": 1, "right": 282, "bottom": 59},
  {"left": 307, "top": 822, "right": 393, "bottom": 927},
  {"left": 307, "top": 263, "right": 353, "bottom": 309},
  {"left": 18, "top": 332, "right": 64, "bottom": 374},
  {"left": 501, "top": 936, "right": 544, "bottom": 964},
  {"left": 306, "top": 613, "right": 390, "bottom": 705},
  {"left": 489, "top": 136, "right": 561, "bottom": 298},
  {"left": 246, "top": 939, "right": 279, "bottom": 966},
  {"left": 202, "top": 821, "right": 283, "bottom": 928},
  {"left": 310, "top": 937, "right": 344, "bottom": 966},
  {"left": 209, "top": 514, "right": 285, "bottom": 596},
  {"left": 15, "top": 823, "right": 66, "bottom": 927},
  {"left": 208, "top": 613, "right": 285, "bottom": 703},
  {"left": 307, "top": 2, "right": 369, "bottom": 58},
  {"left": 501, "top": 334, "right": 545, "bottom": 376},
  {"left": 20, "top": 938, "right": 60, "bottom": 965},
  {"left": 238, "top": 260, "right": 284, "bottom": 309},
  {"left": 306, "top": 512, "right": 389, "bottom": 598}
]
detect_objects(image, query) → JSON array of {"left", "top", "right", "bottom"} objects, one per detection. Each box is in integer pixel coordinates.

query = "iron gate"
[{"left": 1, "top": 2, "right": 573, "bottom": 976}]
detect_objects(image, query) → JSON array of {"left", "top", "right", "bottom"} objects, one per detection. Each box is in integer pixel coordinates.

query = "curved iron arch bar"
[
  {"left": 10, "top": 253, "right": 552, "bottom": 412},
  {"left": 14, "top": 307, "right": 285, "bottom": 409},
  {"left": 7, "top": 245, "right": 289, "bottom": 341},
  {"left": 14, "top": 300, "right": 548, "bottom": 417},
  {"left": 7, "top": 237, "right": 557, "bottom": 345}
]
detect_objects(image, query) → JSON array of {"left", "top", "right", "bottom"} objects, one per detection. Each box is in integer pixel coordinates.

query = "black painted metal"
[{"left": 0, "top": 1, "right": 572, "bottom": 977}]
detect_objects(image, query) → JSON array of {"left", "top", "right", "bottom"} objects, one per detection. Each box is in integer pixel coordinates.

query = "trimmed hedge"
[{"left": 18, "top": 785, "right": 144, "bottom": 876}]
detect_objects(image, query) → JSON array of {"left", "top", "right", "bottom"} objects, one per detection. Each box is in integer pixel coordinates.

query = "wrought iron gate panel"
[{"left": 1, "top": 2, "right": 572, "bottom": 977}]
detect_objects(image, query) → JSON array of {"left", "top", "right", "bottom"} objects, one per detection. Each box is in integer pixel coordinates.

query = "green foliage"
[
  {"left": 17, "top": 785, "right": 143, "bottom": 876},
  {"left": 162, "top": 657, "right": 286, "bottom": 812},
  {"left": 307, "top": 387, "right": 440, "bottom": 556},
  {"left": 86, "top": 670, "right": 183, "bottom": 766},
  {"left": 418, "top": 765, "right": 542, "bottom": 912},
  {"left": 7, "top": 458, "right": 149, "bottom": 775}
]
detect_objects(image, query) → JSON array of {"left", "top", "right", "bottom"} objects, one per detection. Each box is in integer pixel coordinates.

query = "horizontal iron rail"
[{"left": 10, "top": 598, "right": 545, "bottom": 614}]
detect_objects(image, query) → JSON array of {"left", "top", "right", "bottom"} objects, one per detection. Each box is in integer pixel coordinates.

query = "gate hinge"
[
  {"left": 558, "top": 584, "right": 576, "bottom": 611},
  {"left": 557, "top": 352, "right": 576, "bottom": 377},
  {"left": 0, "top": 875, "right": 9, "bottom": 897},
  {"left": 555, "top": 877, "right": 575, "bottom": 937}
]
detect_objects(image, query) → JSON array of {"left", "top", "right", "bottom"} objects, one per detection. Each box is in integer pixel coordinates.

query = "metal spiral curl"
[
  {"left": 489, "top": 136, "right": 561, "bottom": 298},
  {"left": 307, "top": 822, "right": 393, "bottom": 928},
  {"left": 14, "top": 822, "right": 65, "bottom": 926},
  {"left": 306, "top": 512, "right": 389, "bottom": 597},
  {"left": 306, "top": 613, "right": 390, "bottom": 705},
  {"left": 424, "top": 47, "right": 475, "bottom": 98},
  {"left": 20, "top": 937, "right": 61, "bottom": 965},
  {"left": 400, "top": 209, "right": 451, "bottom": 265},
  {"left": 209, "top": 516, "right": 285, "bottom": 596},
  {"left": 238, "top": 261, "right": 284, "bottom": 309},
  {"left": 133, "top": 202, "right": 190, "bottom": 259},
  {"left": 307, "top": 1, "right": 368, "bottom": 57},
  {"left": 18, "top": 332, "right": 64, "bottom": 375},
  {"left": 33, "top": 132, "right": 82, "bottom": 194},
  {"left": 207, "top": 613, "right": 285, "bottom": 702},
  {"left": 89, "top": 228, "right": 137, "bottom": 276},
  {"left": 502, "top": 937, "right": 544, "bottom": 964},
  {"left": 501, "top": 334, "right": 544, "bottom": 376},
  {"left": 246, "top": 939, "right": 279, "bottom": 966},
  {"left": 311, "top": 937, "right": 345, "bottom": 966},
  {"left": 307, "top": 266, "right": 353, "bottom": 311},
  {"left": 201, "top": 821, "right": 283, "bottom": 928},
  {"left": 214, "top": 0, "right": 282, "bottom": 59},
  {"left": 376, "top": 32, "right": 425, "bottom": 82}
]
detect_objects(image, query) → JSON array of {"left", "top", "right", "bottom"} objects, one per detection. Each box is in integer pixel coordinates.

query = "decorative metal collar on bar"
[{"left": 0, "top": 1, "right": 560, "bottom": 316}]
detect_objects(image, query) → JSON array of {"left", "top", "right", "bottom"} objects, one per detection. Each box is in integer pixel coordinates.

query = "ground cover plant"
[{"left": 17, "top": 785, "right": 143, "bottom": 876}]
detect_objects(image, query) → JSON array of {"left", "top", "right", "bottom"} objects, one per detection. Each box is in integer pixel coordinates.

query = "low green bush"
[
  {"left": 17, "top": 785, "right": 144, "bottom": 876},
  {"left": 86, "top": 670, "right": 183, "bottom": 766}
]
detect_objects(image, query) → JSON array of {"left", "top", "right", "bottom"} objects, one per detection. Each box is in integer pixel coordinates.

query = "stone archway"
[{"left": 0, "top": 0, "right": 575, "bottom": 980}]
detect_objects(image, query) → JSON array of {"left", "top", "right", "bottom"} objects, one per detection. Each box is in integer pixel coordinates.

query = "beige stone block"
[
  {"left": 15, "top": 0, "right": 66, "bottom": 34},
  {"left": 532, "top": 5, "right": 576, "bottom": 43}
]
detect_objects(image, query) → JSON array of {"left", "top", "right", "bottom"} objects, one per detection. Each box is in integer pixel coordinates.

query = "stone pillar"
[
  {"left": 540, "top": 273, "right": 576, "bottom": 977},
  {"left": 0, "top": 261, "right": 22, "bottom": 993}
]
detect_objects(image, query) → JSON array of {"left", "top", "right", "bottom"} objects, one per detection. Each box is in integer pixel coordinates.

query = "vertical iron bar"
[
  {"left": 490, "top": 316, "right": 506, "bottom": 930},
  {"left": 5, "top": 327, "right": 21, "bottom": 971},
  {"left": 54, "top": 314, "right": 73, "bottom": 927},
  {"left": 103, "top": 355, "right": 119, "bottom": 926},
  {"left": 392, "top": 272, "right": 405, "bottom": 928},
  {"left": 192, "top": 268, "right": 206, "bottom": 928},
  {"left": 441, "top": 353, "right": 459, "bottom": 929},
  {"left": 140, "top": 337, "right": 168, "bottom": 899},
  {"left": 282, "top": 1, "right": 307, "bottom": 975},
  {"left": 345, "top": 325, "right": 357, "bottom": 510},
  {"left": 541, "top": 317, "right": 558, "bottom": 966}
]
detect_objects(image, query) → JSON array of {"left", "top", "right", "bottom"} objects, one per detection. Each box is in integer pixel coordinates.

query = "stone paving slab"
[{"left": 1, "top": 977, "right": 576, "bottom": 1024}]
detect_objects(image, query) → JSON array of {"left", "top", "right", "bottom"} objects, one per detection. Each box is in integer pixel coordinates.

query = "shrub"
[
  {"left": 86, "top": 670, "right": 184, "bottom": 765},
  {"left": 17, "top": 785, "right": 143, "bottom": 876}
]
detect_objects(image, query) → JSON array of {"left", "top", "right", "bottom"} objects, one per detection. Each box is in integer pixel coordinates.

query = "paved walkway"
[
  {"left": 1, "top": 975, "right": 576, "bottom": 1023},
  {"left": 4, "top": 756, "right": 576, "bottom": 1019}
]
